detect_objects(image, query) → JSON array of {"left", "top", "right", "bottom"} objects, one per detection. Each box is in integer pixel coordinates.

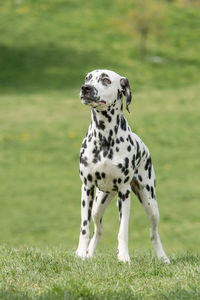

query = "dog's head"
[{"left": 80, "top": 69, "right": 132, "bottom": 112}]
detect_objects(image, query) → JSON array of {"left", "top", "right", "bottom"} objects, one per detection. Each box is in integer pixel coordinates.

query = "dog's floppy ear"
[{"left": 120, "top": 77, "right": 132, "bottom": 113}]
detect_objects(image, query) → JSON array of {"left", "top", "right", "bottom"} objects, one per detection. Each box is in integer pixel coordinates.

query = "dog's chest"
[{"left": 79, "top": 133, "right": 136, "bottom": 192}]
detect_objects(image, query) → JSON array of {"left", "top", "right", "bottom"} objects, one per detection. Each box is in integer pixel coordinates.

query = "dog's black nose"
[{"left": 81, "top": 84, "right": 93, "bottom": 93}]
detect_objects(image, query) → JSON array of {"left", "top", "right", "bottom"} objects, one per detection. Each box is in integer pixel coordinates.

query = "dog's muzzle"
[{"left": 80, "top": 85, "right": 106, "bottom": 106}]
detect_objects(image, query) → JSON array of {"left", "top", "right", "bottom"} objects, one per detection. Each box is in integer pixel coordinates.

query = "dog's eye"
[{"left": 102, "top": 78, "right": 111, "bottom": 85}]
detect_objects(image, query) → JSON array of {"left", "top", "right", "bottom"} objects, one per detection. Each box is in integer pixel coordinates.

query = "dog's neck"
[{"left": 90, "top": 95, "right": 124, "bottom": 139}]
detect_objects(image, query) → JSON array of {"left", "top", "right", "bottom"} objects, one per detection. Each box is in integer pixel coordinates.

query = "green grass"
[
  {"left": 0, "top": 247, "right": 199, "bottom": 300},
  {"left": 0, "top": 0, "right": 200, "bottom": 299}
]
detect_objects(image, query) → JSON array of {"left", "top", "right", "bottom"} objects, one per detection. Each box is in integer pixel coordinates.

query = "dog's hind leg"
[
  {"left": 86, "top": 189, "right": 116, "bottom": 258},
  {"left": 131, "top": 164, "right": 170, "bottom": 264}
]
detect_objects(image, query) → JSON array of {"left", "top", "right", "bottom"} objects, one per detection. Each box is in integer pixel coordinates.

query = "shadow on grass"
[
  {"left": 1, "top": 42, "right": 200, "bottom": 95},
  {"left": 0, "top": 43, "right": 114, "bottom": 94}
]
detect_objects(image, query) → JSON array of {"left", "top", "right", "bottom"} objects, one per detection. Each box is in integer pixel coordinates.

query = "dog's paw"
[
  {"left": 159, "top": 256, "right": 170, "bottom": 264},
  {"left": 86, "top": 247, "right": 94, "bottom": 259},
  {"left": 118, "top": 251, "right": 131, "bottom": 263},
  {"left": 75, "top": 248, "right": 87, "bottom": 260}
]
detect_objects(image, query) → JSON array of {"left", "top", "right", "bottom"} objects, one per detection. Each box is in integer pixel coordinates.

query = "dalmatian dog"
[{"left": 76, "top": 69, "right": 170, "bottom": 264}]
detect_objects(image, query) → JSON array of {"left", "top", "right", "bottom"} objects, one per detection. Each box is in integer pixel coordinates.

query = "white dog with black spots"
[{"left": 76, "top": 69, "right": 170, "bottom": 264}]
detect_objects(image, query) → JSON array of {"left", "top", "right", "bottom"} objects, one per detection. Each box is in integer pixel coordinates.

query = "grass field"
[
  {"left": 0, "top": 247, "right": 199, "bottom": 299},
  {"left": 0, "top": 0, "right": 200, "bottom": 299}
]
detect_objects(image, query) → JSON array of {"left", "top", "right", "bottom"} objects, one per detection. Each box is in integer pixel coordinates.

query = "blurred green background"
[{"left": 0, "top": 0, "right": 199, "bottom": 254}]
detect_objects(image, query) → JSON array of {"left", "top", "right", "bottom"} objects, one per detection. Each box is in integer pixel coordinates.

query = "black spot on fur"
[
  {"left": 112, "top": 185, "right": 118, "bottom": 191},
  {"left": 124, "top": 176, "right": 129, "bottom": 183},
  {"left": 124, "top": 157, "right": 129, "bottom": 168},
  {"left": 98, "top": 132, "right": 102, "bottom": 141},
  {"left": 82, "top": 229, "right": 86, "bottom": 235},
  {"left": 122, "top": 194, "right": 126, "bottom": 201},
  {"left": 118, "top": 200, "right": 122, "bottom": 212},
  {"left": 92, "top": 109, "right": 105, "bottom": 130},
  {"left": 120, "top": 116, "right": 126, "bottom": 131},
  {"left": 148, "top": 165, "right": 152, "bottom": 179},
  {"left": 124, "top": 169, "right": 129, "bottom": 176},
  {"left": 80, "top": 156, "right": 88, "bottom": 167},
  {"left": 82, "top": 200, "right": 85, "bottom": 207},
  {"left": 127, "top": 145, "right": 131, "bottom": 152},
  {"left": 101, "top": 72, "right": 109, "bottom": 78},
  {"left": 88, "top": 134, "right": 92, "bottom": 142},
  {"left": 118, "top": 178, "right": 122, "bottom": 184},
  {"left": 83, "top": 220, "right": 87, "bottom": 226},
  {"left": 103, "top": 150, "right": 108, "bottom": 157},
  {"left": 151, "top": 186, "right": 154, "bottom": 199},
  {"left": 108, "top": 149, "right": 113, "bottom": 159},
  {"left": 116, "top": 115, "right": 120, "bottom": 125},
  {"left": 136, "top": 141, "right": 141, "bottom": 161},
  {"left": 87, "top": 174, "right": 93, "bottom": 182},
  {"left": 90, "top": 187, "right": 94, "bottom": 198},
  {"left": 101, "top": 194, "right": 108, "bottom": 204},
  {"left": 144, "top": 156, "right": 151, "bottom": 171},
  {"left": 138, "top": 175, "right": 143, "bottom": 182},
  {"left": 116, "top": 138, "right": 120, "bottom": 144},
  {"left": 88, "top": 209, "right": 91, "bottom": 220},
  {"left": 128, "top": 135, "right": 134, "bottom": 146},
  {"left": 132, "top": 154, "right": 136, "bottom": 168},
  {"left": 101, "top": 110, "right": 112, "bottom": 123},
  {"left": 99, "top": 120, "right": 105, "bottom": 130},
  {"left": 95, "top": 172, "right": 101, "bottom": 180},
  {"left": 82, "top": 139, "right": 87, "bottom": 149},
  {"left": 117, "top": 89, "right": 122, "bottom": 99},
  {"left": 102, "top": 172, "right": 106, "bottom": 178}
]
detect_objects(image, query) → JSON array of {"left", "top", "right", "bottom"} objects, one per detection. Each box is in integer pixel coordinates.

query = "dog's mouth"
[{"left": 80, "top": 95, "right": 106, "bottom": 106}]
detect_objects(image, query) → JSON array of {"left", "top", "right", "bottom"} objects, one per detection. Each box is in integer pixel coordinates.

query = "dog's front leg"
[
  {"left": 76, "top": 184, "right": 94, "bottom": 259},
  {"left": 117, "top": 187, "right": 131, "bottom": 263}
]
